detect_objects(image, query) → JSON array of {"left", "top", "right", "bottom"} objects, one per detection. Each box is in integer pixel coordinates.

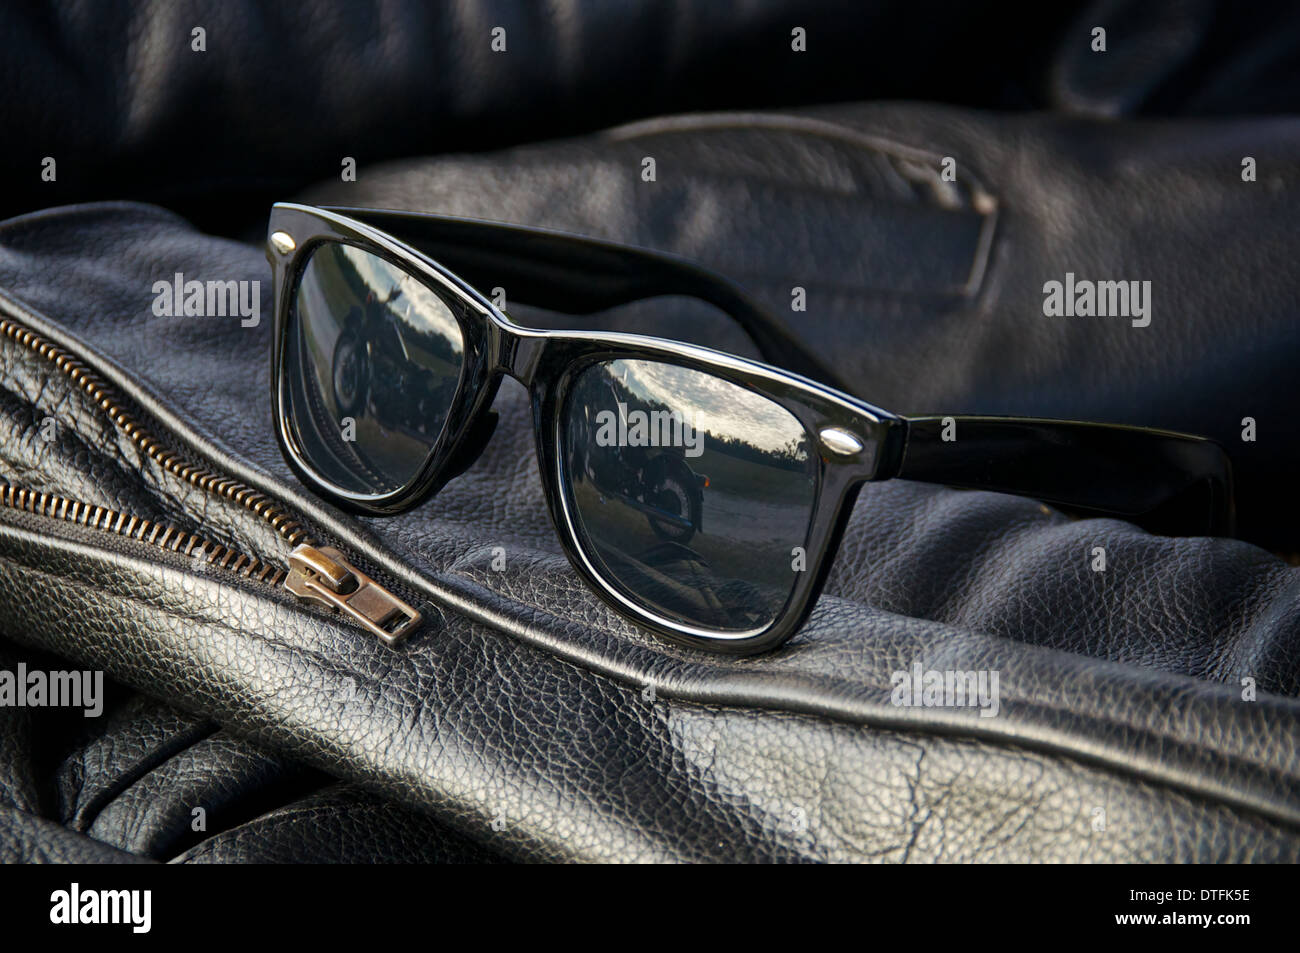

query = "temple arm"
[
  {"left": 893, "top": 416, "right": 1236, "bottom": 537},
  {"left": 323, "top": 206, "right": 856, "bottom": 396}
]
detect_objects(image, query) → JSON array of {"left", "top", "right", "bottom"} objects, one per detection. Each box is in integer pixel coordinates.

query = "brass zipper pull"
[{"left": 285, "top": 544, "right": 421, "bottom": 646}]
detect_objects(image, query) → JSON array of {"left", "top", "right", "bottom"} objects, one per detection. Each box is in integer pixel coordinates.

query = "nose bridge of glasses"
[{"left": 495, "top": 324, "right": 548, "bottom": 387}]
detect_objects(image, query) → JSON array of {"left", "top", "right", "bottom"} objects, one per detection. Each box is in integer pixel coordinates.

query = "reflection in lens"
[
  {"left": 282, "top": 242, "right": 466, "bottom": 495},
  {"left": 563, "top": 359, "right": 818, "bottom": 633}
]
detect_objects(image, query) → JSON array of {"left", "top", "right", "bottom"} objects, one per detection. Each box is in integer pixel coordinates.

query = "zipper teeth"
[
  {"left": 0, "top": 317, "right": 312, "bottom": 548},
  {"left": 0, "top": 483, "right": 287, "bottom": 585}
]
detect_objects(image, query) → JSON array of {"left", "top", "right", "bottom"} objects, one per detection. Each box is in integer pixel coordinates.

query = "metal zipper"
[{"left": 0, "top": 316, "right": 421, "bottom": 646}]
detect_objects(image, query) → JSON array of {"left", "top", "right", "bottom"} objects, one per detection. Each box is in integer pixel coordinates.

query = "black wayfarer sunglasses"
[{"left": 266, "top": 203, "right": 1235, "bottom": 654}]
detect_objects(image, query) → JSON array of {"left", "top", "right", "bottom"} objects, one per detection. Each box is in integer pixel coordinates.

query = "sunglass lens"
[
  {"left": 562, "top": 359, "right": 818, "bottom": 633},
  {"left": 281, "top": 241, "right": 466, "bottom": 495}
]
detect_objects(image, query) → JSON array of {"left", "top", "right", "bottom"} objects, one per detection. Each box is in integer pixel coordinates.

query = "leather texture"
[
  {"left": 174, "top": 783, "right": 506, "bottom": 864},
  {"left": 0, "top": 99, "right": 1297, "bottom": 861},
  {"left": 7, "top": 0, "right": 1300, "bottom": 233},
  {"left": 0, "top": 806, "right": 153, "bottom": 864},
  {"left": 1, "top": 0, "right": 1298, "bottom": 863},
  {"left": 0, "top": 1, "right": 1086, "bottom": 229},
  {"left": 0, "top": 640, "right": 499, "bottom": 862}
]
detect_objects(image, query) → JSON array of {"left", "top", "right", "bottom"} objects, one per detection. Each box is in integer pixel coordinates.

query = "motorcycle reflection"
[
  {"left": 570, "top": 387, "right": 710, "bottom": 546},
  {"left": 328, "top": 283, "right": 461, "bottom": 440},
  {"left": 570, "top": 392, "right": 784, "bottom": 630}
]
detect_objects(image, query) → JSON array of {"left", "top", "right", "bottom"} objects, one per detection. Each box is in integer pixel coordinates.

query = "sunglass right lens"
[{"left": 561, "top": 359, "right": 819, "bottom": 634}]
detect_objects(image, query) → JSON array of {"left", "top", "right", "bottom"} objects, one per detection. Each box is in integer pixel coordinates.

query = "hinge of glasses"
[{"left": 285, "top": 544, "right": 421, "bottom": 647}]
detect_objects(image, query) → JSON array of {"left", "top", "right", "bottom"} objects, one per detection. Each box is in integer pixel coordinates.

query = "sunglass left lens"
[{"left": 281, "top": 241, "right": 465, "bottom": 496}]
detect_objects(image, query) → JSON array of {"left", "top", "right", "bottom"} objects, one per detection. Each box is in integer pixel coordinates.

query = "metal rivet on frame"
[
  {"left": 818, "top": 427, "right": 864, "bottom": 456},
  {"left": 270, "top": 231, "right": 297, "bottom": 254}
]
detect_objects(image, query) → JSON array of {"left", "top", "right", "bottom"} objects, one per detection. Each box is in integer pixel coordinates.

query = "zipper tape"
[{"left": 0, "top": 316, "right": 421, "bottom": 645}]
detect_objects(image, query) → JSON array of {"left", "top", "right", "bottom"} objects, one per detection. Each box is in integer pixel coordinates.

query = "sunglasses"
[{"left": 266, "top": 203, "right": 1235, "bottom": 654}]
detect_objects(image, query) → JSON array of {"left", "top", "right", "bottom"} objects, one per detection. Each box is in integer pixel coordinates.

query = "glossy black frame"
[{"left": 268, "top": 203, "right": 1236, "bottom": 654}]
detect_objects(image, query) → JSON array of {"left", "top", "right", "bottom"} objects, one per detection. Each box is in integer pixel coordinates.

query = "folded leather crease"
[
  {"left": 0, "top": 805, "right": 154, "bottom": 863},
  {"left": 0, "top": 102, "right": 1297, "bottom": 860},
  {"left": 0, "top": 512, "right": 1297, "bottom": 852}
]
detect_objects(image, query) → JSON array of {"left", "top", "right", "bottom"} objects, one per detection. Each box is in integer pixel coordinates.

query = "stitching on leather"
[{"left": 604, "top": 111, "right": 1000, "bottom": 301}]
